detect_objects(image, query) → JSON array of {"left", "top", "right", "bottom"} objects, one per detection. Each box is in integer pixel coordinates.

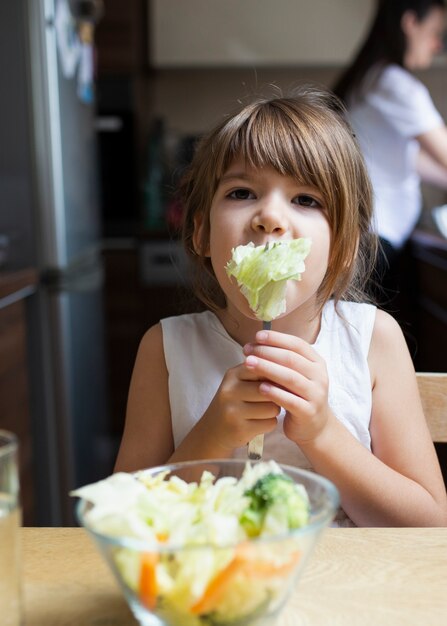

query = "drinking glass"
[{"left": 0, "top": 430, "right": 22, "bottom": 626}]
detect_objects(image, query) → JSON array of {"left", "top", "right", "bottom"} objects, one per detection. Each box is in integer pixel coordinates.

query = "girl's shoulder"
[
  {"left": 368, "top": 307, "right": 415, "bottom": 390},
  {"left": 324, "top": 299, "right": 376, "bottom": 326},
  {"left": 161, "top": 310, "right": 216, "bottom": 332},
  {"left": 319, "top": 302, "right": 408, "bottom": 352},
  {"left": 160, "top": 309, "right": 241, "bottom": 352},
  {"left": 369, "top": 307, "right": 408, "bottom": 357},
  {"left": 318, "top": 300, "right": 376, "bottom": 353}
]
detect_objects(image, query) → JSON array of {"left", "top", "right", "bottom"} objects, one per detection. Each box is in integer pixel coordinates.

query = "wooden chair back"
[{"left": 417, "top": 372, "right": 447, "bottom": 443}]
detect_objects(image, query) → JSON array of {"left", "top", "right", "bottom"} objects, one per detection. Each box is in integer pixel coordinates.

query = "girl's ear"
[{"left": 192, "top": 214, "right": 211, "bottom": 257}]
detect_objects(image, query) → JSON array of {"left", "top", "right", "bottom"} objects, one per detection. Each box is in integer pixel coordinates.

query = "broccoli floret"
[{"left": 240, "top": 473, "right": 309, "bottom": 537}]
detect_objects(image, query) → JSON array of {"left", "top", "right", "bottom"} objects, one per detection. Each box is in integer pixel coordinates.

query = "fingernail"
[
  {"left": 243, "top": 343, "right": 253, "bottom": 355},
  {"left": 259, "top": 382, "right": 271, "bottom": 393},
  {"left": 257, "top": 331, "right": 268, "bottom": 341},
  {"left": 245, "top": 355, "right": 258, "bottom": 367}
]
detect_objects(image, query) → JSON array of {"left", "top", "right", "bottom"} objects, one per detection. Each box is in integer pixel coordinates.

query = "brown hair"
[{"left": 180, "top": 85, "right": 377, "bottom": 313}]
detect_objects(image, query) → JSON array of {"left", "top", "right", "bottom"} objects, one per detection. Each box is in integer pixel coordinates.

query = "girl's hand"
[
  {"left": 201, "top": 362, "right": 281, "bottom": 451},
  {"left": 243, "top": 329, "right": 330, "bottom": 444}
]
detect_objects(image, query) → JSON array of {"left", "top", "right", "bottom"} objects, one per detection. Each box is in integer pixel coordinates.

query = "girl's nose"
[{"left": 251, "top": 197, "right": 288, "bottom": 234}]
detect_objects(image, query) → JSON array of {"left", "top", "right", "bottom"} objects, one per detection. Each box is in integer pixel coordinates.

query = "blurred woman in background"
[{"left": 333, "top": 0, "right": 447, "bottom": 313}]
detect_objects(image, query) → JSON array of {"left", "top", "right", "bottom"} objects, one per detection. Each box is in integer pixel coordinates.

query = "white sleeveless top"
[{"left": 161, "top": 300, "right": 376, "bottom": 526}]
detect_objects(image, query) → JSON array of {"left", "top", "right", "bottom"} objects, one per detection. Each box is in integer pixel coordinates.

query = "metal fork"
[{"left": 247, "top": 319, "right": 271, "bottom": 460}]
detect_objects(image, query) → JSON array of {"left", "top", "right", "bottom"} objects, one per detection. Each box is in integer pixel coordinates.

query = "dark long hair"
[{"left": 333, "top": 0, "right": 445, "bottom": 103}]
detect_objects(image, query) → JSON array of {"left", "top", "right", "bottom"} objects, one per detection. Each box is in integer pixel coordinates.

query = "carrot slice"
[
  {"left": 190, "top": 555, "right": 244, "bottom": 615},
  {"left": 140, "top": 552, "right": 159, "bottom": 610},
  {"left": 190, "top": 544, "right": 301, "bottom": 615},
  {"left": 241, "top": 550, "right": 301, "bottom": 577}
]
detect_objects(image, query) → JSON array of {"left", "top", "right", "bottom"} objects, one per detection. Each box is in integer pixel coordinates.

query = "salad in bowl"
[{"left": 72, "top": 459, "right": 338, "bottom": 626}]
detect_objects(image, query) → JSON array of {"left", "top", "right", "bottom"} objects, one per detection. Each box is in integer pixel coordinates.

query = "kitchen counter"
[
  {"left": 411, "top": 227, "right": 447, "bottom": 255},
  {"left": 22, "top": 527, "right": 447, "bottom": 625}
]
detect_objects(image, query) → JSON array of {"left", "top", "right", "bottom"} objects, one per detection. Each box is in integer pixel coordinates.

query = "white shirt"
[
  {"left": 348, "top": 64, "right": 443, "bottom": 248},
  {"left": 161, "top": 301, "right": 377, "bottom": 527},
  {"left": 161, "top": 301, "right": 375, "bottom": 459}
]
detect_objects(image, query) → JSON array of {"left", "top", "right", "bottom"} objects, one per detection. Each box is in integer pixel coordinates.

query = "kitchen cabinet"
[
  {"left": 102, "top": 242, "right": 202, "bottom": 439},
  {"left": 410, "top": 229, "right": 447, "bottom": 372},
  {"left": 148, "top": 0, "right": 375, "bottom": 67},
  {"left": 102, "top": 244, "right": 146, "bottom": 438},
  {"left": 95, "top": 0, "right": 147, "bottom": 74},
  {"left": 0, "top": 269, "right": 38, "bottom": 526}
]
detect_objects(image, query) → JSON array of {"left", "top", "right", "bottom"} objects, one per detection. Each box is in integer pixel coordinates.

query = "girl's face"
[
  {"left": 201, "top": 159, "right": 331, "bottom": 322},
  {"left": 403, "top": 7, "right": 445, "bottom": 70}
]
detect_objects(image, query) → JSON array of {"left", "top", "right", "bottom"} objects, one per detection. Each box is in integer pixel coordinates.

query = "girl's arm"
[
  {"left": 302, "top": 310, "right": 447, "bottom": 526},
  {"left": 245, "top": 314, "right": 447, "bottom": 526},
  {"left": 114, "top": 322, "right": 279, "bottom": 471},
  {"left": 114, "top": 324, "right": 174, "bottom": 472}
]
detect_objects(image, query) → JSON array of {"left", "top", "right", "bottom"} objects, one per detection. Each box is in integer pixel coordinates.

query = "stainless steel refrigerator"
[{"left": 0, "top": 0, "right": 111, "bottom": 525}]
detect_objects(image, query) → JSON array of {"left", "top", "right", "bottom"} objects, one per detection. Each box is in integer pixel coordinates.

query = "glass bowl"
[{"left": 76, "top": 459, "right": 339, "bottom": 626}]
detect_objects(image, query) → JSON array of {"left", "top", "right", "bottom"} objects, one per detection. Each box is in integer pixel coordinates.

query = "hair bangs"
[{"left": 213, "top": 101, "right": 329, "bottom": 192}]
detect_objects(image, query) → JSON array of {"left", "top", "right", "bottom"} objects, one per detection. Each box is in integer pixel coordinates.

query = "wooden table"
[{"left": 22, "top": 527, "right": 447, "bottom": 625}]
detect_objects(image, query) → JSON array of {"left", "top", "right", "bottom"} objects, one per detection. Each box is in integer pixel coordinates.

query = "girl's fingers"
[
  {"left": 245, "top": 417, "right": 278, "bottom": 437},
  {"left": 237, "top": 362, "right": 267, "bottom": 381},
  {"left": 245, "top": 354, "right": 312, "bottom": 397},
  {"left": 253, "top": 330, "right": 320, "bottom": 361},
  {"left": 245, "top": 345, "right": 314, "bottom": 380},
  {"left": 231, "top": 377, "right": 282, "bottom": 417},
  {"left": 243, "top": 332, "right": 323, "bottom": 380},
  {"left": 240, "top": 401, "right": 281, "bottom": 422},
  {"left": 221, "top": 367, "right": 282, "bottom": 418},
  {"left": 258, "top": 380, "right": 308, "bottom": 416}
]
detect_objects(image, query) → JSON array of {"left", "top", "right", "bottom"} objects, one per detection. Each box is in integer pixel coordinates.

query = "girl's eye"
[
  {"left": 227, "top": 188, "right": 255, "bottom": 200},
  {"left": 294, "top": 194, "right": 322, "bottom": 208}
]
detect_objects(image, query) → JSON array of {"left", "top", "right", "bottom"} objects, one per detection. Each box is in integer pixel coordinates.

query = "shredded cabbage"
[
  {"left": 225, "top": 238, "right": 311, "bottom": 322},
  {"left": 71, "top": 461, "right": 309, "bottom": 624}
]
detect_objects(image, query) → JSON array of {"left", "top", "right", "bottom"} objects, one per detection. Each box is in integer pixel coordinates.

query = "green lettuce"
[{"left": 225, "top": 239, "right": 312, "bottom": 322}]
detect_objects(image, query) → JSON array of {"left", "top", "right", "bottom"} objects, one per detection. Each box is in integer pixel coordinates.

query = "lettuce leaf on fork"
[{"left": 225, "top": 238, "right": 312, "bottom": 322}]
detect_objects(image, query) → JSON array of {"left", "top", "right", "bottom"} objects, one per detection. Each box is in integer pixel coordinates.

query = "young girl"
[{"left": 115, "top": 87, "right": 447, "bottom": 527}]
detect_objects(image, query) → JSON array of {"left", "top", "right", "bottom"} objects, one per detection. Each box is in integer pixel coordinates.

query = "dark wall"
[{"left": 0, "top": 0, "right": 36, "bottom": 269}]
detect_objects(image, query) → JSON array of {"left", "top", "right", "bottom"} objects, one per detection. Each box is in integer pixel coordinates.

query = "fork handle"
[
  {"left": 247, "top": 320, "right": 271, "bottom": 460},
  {"left": 247, "top": 434, "right": 264, "bottom": 460}
]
